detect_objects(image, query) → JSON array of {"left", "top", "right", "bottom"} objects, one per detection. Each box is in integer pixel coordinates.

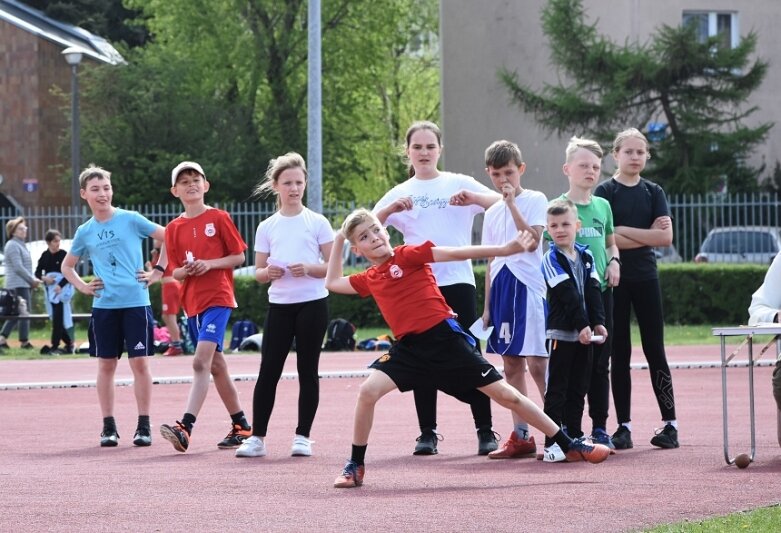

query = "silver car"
[{"left": 694, "top": 226, "right": 781, "bottom": 264}]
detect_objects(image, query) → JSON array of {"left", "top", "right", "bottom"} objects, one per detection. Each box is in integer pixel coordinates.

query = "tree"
[
  {"left": 501, "top": 0, "right": 772, "bottom": 194},
  {"left": 20, "top": 0, "right": 149, "bottom": 47},
  {"left": 73, "top": 0, "right": 439, "bottom": 205}
]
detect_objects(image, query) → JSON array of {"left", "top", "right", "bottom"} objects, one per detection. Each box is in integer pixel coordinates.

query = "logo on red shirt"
[
  {"left": 389, "top": 264, "right": 403, "bottom": 278},
  {"left": 204, "top": 223, "right": 216, "bottom": 237}
]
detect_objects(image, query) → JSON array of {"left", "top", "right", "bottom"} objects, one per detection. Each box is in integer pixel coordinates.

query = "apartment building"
[{"left": 440, "top": 1, "right": 781, "bottom": 199}]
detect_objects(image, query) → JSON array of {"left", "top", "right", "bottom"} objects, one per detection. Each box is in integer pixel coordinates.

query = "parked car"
[
  {"left": 694, "top": 226, "right": 781, "bottom": 264},
  {"left": 654, "top": 245, "right": 682, "bottom": 263}
]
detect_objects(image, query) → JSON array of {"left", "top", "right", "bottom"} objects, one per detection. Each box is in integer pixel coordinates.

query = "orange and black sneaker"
[
  {"left": 333, "top": 460, "right": 365, "bottom": 488},
  {"left": 160, "top": 421, "right": 190, "bottom": 453},
  {"left": 565, "top": 437, "right": 610, "bottom": 464},
  {"left": 217, "top": 423, "right": 251, "bottom": 449}
]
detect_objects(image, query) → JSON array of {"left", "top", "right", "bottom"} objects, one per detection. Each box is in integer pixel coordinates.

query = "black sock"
[
  {"left": 137, "top": 415, "right": 150, "bottom": 430},
  {"left": 552, "top": 430, "right": 572, "bottom": 452},
  {"left": 182, "top": 413, "right": 196, "bottom": 434},
  {"left": 230, "top": 411, "right": 250, "bottom": 430},
  {"left": 103, "top": 416, "right": 116, "bottom": 432},
  {"left": 351, "top": 444, "right": 367, "bottom": 466}
]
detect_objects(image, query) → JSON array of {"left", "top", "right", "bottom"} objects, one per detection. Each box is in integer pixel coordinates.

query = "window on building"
[{"left": 682, "top": 11, "right": 739, "bottom": 49}]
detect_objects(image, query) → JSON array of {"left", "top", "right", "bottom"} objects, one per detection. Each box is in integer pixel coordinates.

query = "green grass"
[
  {"left": 1, "top": 323, "right": 760, "bottom": 360},
  {"left": 644, "top": 505, "right": 781, "bottom": 532}
]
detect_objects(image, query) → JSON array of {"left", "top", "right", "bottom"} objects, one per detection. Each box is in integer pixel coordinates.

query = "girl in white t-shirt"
[
  {"left": 235, "top": 152, "right": 334, "bottom": 459},
  {"left": 373, "top": 120, "right": 502, "bottom": 456}
]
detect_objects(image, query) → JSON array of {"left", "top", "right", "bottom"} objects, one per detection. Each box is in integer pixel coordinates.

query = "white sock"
[{"left": 663, "top": 420, "right": 678, "bottom": 429}]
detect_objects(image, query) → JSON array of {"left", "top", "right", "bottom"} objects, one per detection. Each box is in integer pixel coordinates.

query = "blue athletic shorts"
[
  {"left": 88, "top": 306, "right": 155, "bottom": 359},
  {"left": 186, "top": 307, "right": 232, "bottom": 352},
  {"left": 487, "top": 266, "right": 548, "bottom": 357}
]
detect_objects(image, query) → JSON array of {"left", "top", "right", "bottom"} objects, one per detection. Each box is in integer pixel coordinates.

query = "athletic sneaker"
[
  {"left": 612, "top": 425, "right": 633, "bottom": 449},
  {"left": 291, "top": 435, "right": 314, "bottom": 457},
  {"left": 477, "top": 427, "right": 500, "bottom": 455},
  {"left": 590, "top": 428, "right": 616, "bottom": 450},
  {"left": 235, "top": 436, "right": 267, "bottom": 458},
  {"left": 650, "top": 423, "right": 679, "bottom": 449},
  {"left": 333, "top": 460, "right": 365, "bottom": 488},
  {"left": 100, "top": 429, "right": 119, "bottom": 447},
  {"left": 566, "top": 437, "right": 611, "bottom": 463},
  {"left": 488, "top": 431, "right": 536, "bottom": 459},
  {"left": 163, "top": 345, "right": 184, "bottom": 357},
  {"left": 160, "top": 421, "right": 190, "bottom": 453},
  {"left": 133, "top": 427, "right": 152, "bottom": 447},
  {"left": 413, "top": 430, "right": 441, "bottom": 455},
  {"left": 217, "top": 423, "right": 252, "bottom": 449},
  {"left": 542, "top": 443, "right": 566, "bottom": 463}
]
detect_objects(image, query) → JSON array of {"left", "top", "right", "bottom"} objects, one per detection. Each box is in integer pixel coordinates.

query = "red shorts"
[{"left": 161, "top": 280, "right": 182, "bottom": 315}]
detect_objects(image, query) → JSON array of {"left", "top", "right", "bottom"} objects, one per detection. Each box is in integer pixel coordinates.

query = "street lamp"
[{"left": 61, "top": 47, "right": 83, "bottom": 216}]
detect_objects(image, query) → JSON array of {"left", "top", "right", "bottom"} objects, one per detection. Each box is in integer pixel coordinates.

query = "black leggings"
[
  {"left": 251, "top": 297, "right": 328, "bottom": 438},
  {"left": 586, "top": 289, "right": 613, "bottom": 430},
  {"left": 611, "top": 278, "right": 676, "bottom": 424},
  {"left": 412, "top": 283, "right": 493, "bottom": 431}
]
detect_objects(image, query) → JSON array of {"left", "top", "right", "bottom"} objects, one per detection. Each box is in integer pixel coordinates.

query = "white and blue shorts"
[{"left": 487, "top": 266, "right": 548, "bottom": 358}]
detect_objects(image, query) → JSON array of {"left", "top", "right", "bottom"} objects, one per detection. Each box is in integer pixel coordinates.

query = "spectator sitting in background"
[{"left": 747, "top": 250, "right": 781, "bottom": 447}]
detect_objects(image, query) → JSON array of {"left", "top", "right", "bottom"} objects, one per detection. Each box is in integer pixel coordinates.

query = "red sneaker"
[
  {"left": 488, "top": 432, "right": 537, "bottom": 459},
  {"left": 334, "top": 460, "right": 365, "bottom": 488},
  {"left": 164, "top": 345, "right": 184, "bottom": 356}
]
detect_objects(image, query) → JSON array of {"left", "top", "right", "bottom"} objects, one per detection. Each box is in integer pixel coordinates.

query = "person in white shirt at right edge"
[{"left": 747, "top": 251, "right": 781, "bottom": 447}]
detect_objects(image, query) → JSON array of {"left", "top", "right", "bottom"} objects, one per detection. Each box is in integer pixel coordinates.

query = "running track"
[{"left": 1, "top": 344, "right": 780, "bottom": 532}]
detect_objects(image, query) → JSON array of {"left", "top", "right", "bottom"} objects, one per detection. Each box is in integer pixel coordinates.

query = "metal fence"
[{"left": 1, "top": 193, "right": 780, "bottom": 264}]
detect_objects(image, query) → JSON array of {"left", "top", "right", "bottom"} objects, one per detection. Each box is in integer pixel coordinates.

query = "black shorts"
[{"left": 369, "top": 319, "right": 502, "bottom": 395}]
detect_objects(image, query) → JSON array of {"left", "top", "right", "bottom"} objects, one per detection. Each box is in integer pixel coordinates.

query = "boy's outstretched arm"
[
  {"left": 449, "top": 189, "right": 501, "bottom": 208},
  {"left": 432, "top": 230, "right": 534, "bottom": 262},
  {"left": 325, "top": 232, "right": 359, "bottom": 295}
]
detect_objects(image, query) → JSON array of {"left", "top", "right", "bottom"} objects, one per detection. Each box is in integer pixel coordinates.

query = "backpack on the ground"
[
  {"left": 0, "top": 289, "right": 19, "bottom": 316},
  {"left": 230, "top": 319, "right": 259, "bottom": 352},
  {"left": 322, "top": 318, "right": 356, "bottom": 351},
  {"left": 356, "top": 334, "right": 395, "bottom": 351}
]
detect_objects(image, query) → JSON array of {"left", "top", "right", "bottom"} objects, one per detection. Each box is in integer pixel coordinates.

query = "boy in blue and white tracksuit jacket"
[{"left": 541, "top": 240, "right": 606, "bottom": 452}]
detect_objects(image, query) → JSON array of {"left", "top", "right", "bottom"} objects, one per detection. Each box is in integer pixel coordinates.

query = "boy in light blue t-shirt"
[{"left": 63, "top": 165, "right": 166, "bottom": 449}]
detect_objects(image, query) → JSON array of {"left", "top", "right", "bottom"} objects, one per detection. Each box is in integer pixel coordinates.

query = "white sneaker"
[
  {"left": 235, "top": 436, "right": 266, "bottom": 458},
  {"left": 542, "top": 443, "right": 566, "bottom": 463},
  {"left": 291, "top": 434, "right": 314, "bottom": 457}
]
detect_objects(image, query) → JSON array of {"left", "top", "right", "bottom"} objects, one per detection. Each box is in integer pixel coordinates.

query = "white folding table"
[{"left": 712, "top": 324, "right": 781, "bottom": 465}]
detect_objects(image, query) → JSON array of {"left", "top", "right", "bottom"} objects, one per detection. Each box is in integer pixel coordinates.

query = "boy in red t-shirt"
[
  {"left": 159, "top": 161, "right": 252, "bottom": 453},
  {"left": 326, "top": 209, "right": 611, "bottom": 488}
]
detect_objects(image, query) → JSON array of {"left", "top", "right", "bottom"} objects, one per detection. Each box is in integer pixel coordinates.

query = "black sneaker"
[
  {"left": 100, "top": 428, "right": 119, "bottom": 447},
  {"left": 650, "top": 423, "right": 679, "bottom": 449},
  {"left": 477, "top": 427, "right": 500, "bottom": 456},
  {"left": 612, "top": 425, "right": 633, "bottom": 449},
  {"left": 133, "top": 427, "right": 152, "bottom": 447},
  {"left": 160, "top": 421, "right": 190, "bottom": 453},
  {"left": 413, "top": 430, "right": 441, "bottom": 455}
]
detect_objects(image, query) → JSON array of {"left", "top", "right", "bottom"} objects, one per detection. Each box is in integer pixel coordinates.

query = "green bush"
[
  {"left": 659, "top": 263, "right": 766, "bottom": 325},
  {"left": 229, "top": 263, "right": 768, "bottom": 328},
  {"left": 34, "top": 264, "right": 764, "bottom": 330}
]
